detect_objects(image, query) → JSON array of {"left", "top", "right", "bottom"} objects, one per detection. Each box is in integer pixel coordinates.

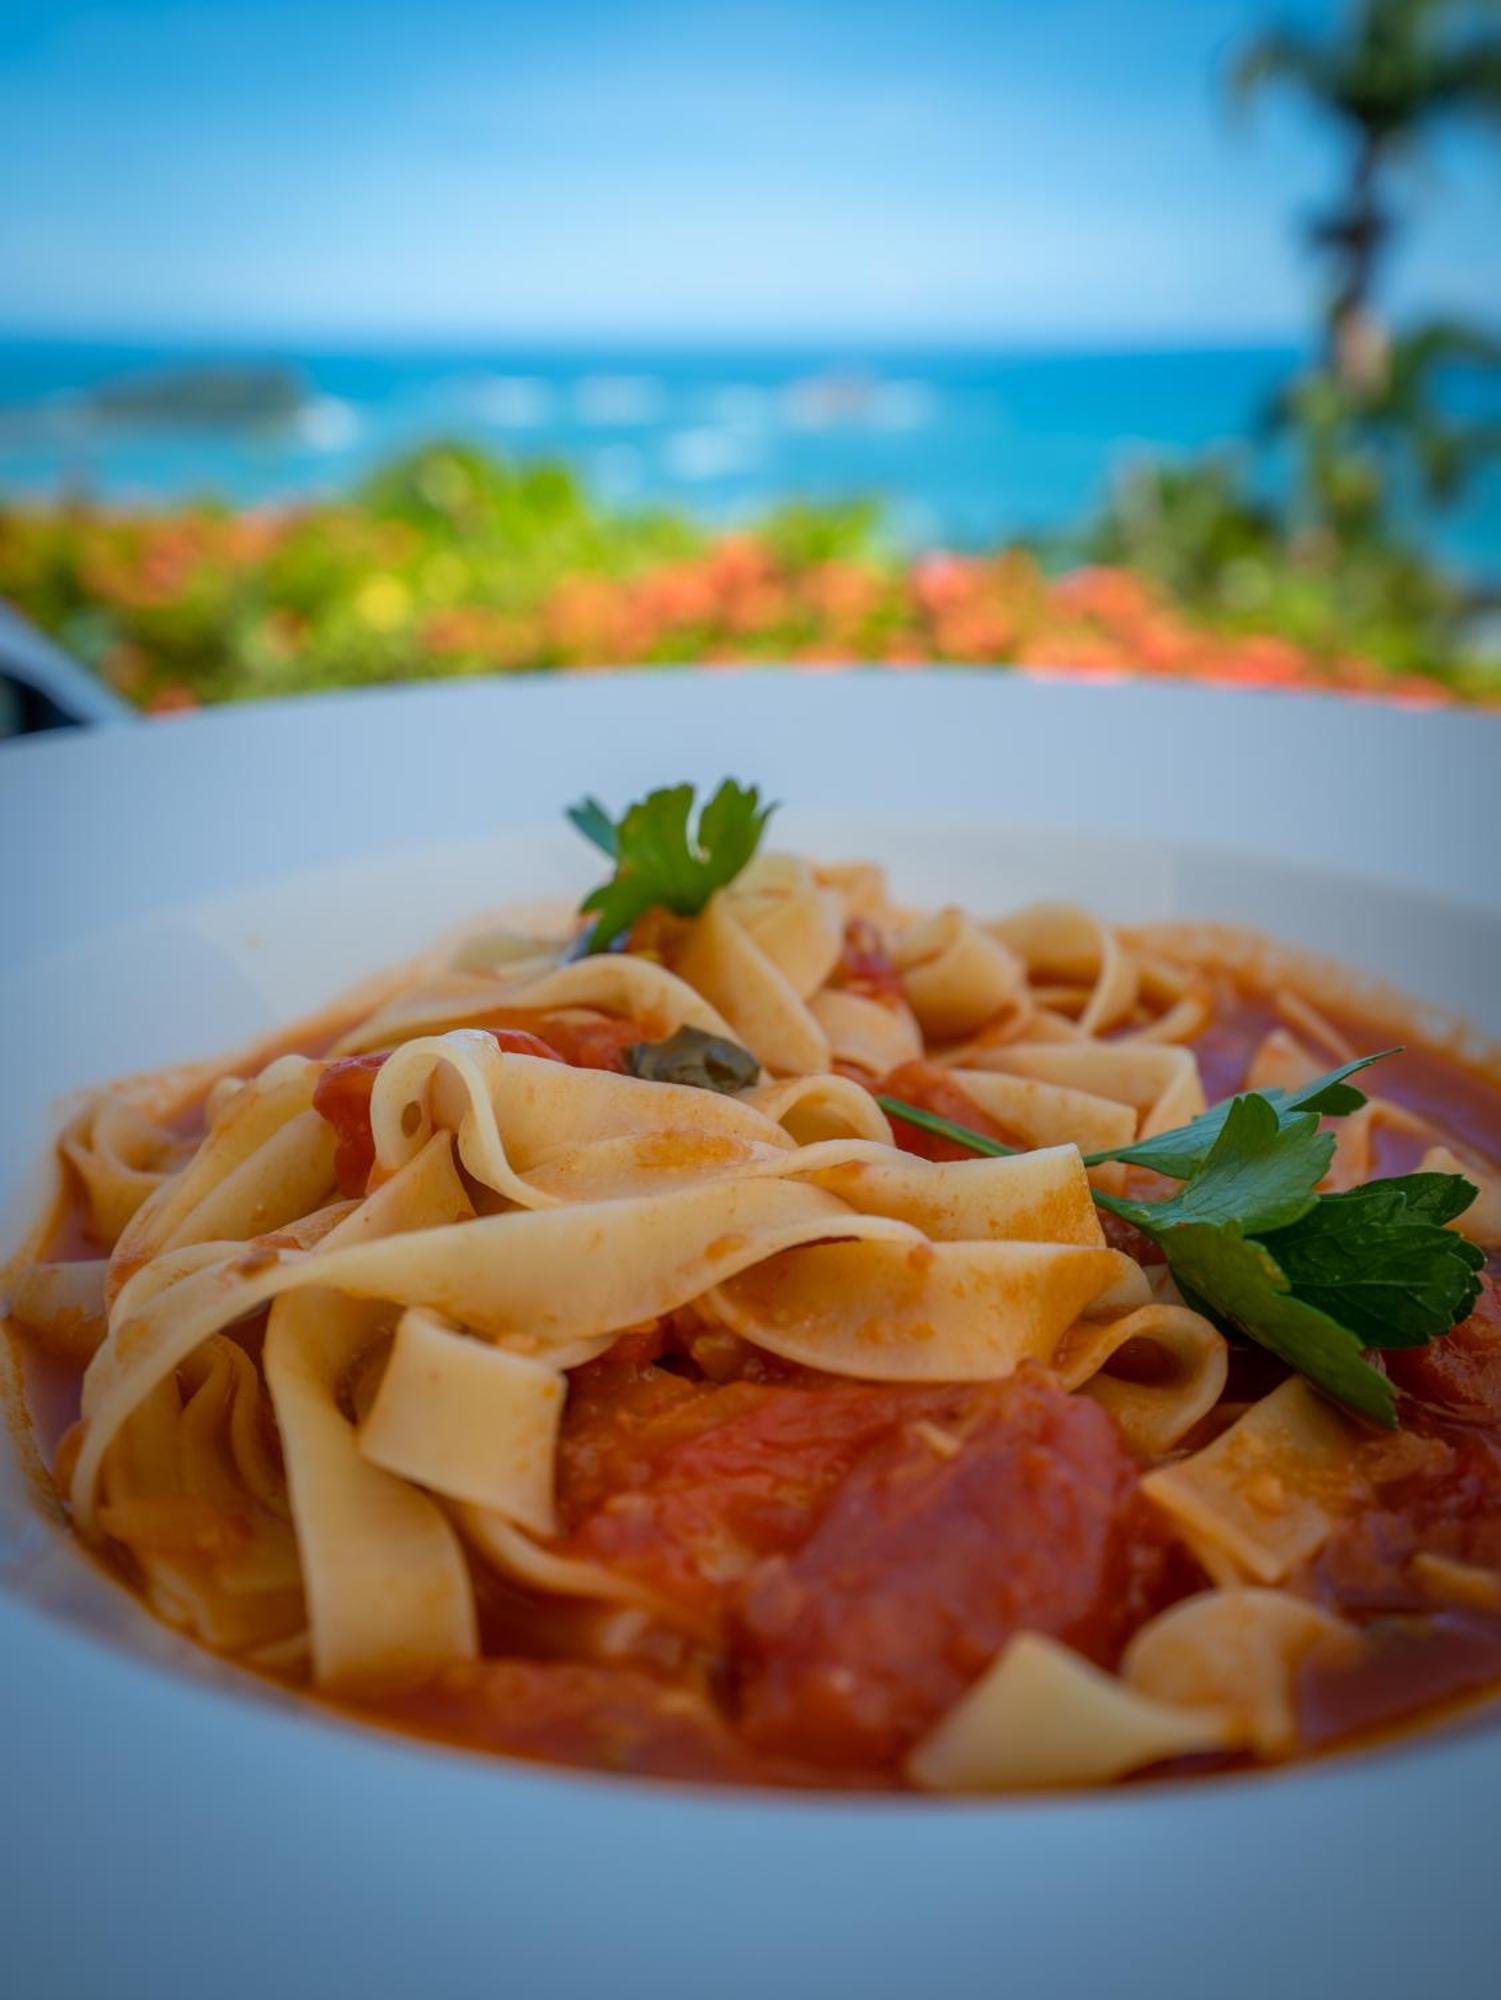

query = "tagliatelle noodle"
[
  {"left": 987, "top": 902, "right": 1140, "bottom": 1036},
  {"left": 1122, "top": 1589, "right": 1359, "bottom": 1756},
  {"left": 1053, "top": 1302, "right": 1229, "bottom": 1455},
  {"left": 61, "top": 1096, "right": 188, "bottom": 1246},
  {"left": 332, "top": 953, "right": 738, "bottom": 1058},
  {"left": 1141, "top": 1378, "right": 1368, "bottom": 1585},
  {"left": 5, "top": 1257, "right": 109, "bottom": 1362},
  {"left": 724, "top": 854, "right": 845, "bottom": 999},
  {"left": 906, "top": 1633, "right": 1233, "bottom": 1791},
  {"left": 739, "top": 1074, "right": 895, "bottom": 1147},
  {"left": 674, "top": 886, "right": 832, "bottom": 1076},
  {"left": 109, "top": 1058, "right": 336, "bottom": 1286},
  {"left": 965, "top": 1041, "right": 1206, "bottom": 1143},
  {"left": 452, "top": 1504, "right": 669, "bottom": 1615},
  {"left": 357, "top": 1306, "right": 566, "bottom": 1535},
  {"left": 939, "top": 1066, "right": 1138, "bottom": 1166},
  {"left": 18, "top": 826, "right": 1501, "bottom": 1793},
  {"left": 97, "top": 1333, "right": 305, "bottom": 1655},
  {"left": 807, "top": 987, "right": 925, "bottom": 1075},
  {"left": 892, "top": 907, "right": 1026, "bottom": 1043},
  {"left": 263, "top": 1135, "right": 481, "bottom": 1693}
]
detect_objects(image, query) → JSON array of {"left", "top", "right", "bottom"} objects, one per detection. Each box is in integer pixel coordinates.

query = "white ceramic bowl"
[{"left": 3, "top": 671, "right": 1499, "bottom": 2000}]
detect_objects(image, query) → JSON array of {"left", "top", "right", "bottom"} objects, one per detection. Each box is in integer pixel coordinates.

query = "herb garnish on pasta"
[
  {"left": 12, "top": 785, "right": 1501, "bottom": 1794},
  {"left": 569, "top": 780, "right": 775, "bottom": 951},
  {"left": 883, "top": 1062, "right": 1482, "bottom": 1426}
]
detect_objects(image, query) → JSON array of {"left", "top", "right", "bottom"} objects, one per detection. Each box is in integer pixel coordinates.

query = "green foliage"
[
  {"left": 573, "top": 780, "right": 775, "bottom": 951},
  {"left": 757, "top": 497, "right": 885, "bottom": 570},
  {"left": 1106, "top": 1094, "right": 1334, "bottom": 1236},
  {"left": 1231, "top": 1, "right": 1501, "bottom": 148},
  {"left": 1101, "top": 1091, "right": 1480, "bottom": 1425},
  {"left": 1270, "top": 321, "right": 1501, "bottom": 542},
  {"left": 0, "top": 431, "right": 1491, "bottom": 709},
  {"left": 1083, "top": 445, "right": 1488, "bottom": 689},
  {"left": 884, "top": 1059, "right": 1482, "bottom": 1427},
  {"left": 1196, "top": 2, "right": 1501, "bottom": 697},
  {"left": 1153, "top": 1219, "right": 1398, "bottom": 1426},
  {"left": 1231, "top": 1, "right": 1501, "bottom": 387},
  {"left": 1101, "top": 1051, "right": 1395, "bottom": 1178},
  {"left": 1087, "top": 454, "right": 1281, "bottom": 603},
  {"left": 1261, "top": 1173, "right": 1484, "bottom": 1350}
]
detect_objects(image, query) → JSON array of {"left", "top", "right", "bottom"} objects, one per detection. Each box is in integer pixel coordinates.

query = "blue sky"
[{"left": 2, "top": 0, "right": 1498, "bottom": 345}]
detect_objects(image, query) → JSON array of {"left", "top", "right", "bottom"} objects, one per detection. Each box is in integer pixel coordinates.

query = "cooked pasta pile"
[{"left": 8, "top": 811, "right": 1501, "bottom": 1790}]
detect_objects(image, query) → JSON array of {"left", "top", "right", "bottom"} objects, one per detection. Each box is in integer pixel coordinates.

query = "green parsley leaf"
[
  {"left": 1384, "top": 1173, "right": 1485, "bottom": 1229},
  {"left": 1161, "top": 1221, "right": 1398, "bottom": 1428},
  {"left": 1092, "top": 1049, "right": 1398, "bottom": 1178},
  {"left": 566, "top": 796, "right": 619, "bottom": 858},
  {"left": 879, "top": 1066, "right": 1480, "bottom": 1427},
  {"left": 1108, "top": 1093, "right": 1332, "bottom": 1238},
  {"left": 1259, "top": 1173, "right": 1484, "bottom": 1350},
  {"left": 571, "top": 780, "right": 775, "bottom": 953}
]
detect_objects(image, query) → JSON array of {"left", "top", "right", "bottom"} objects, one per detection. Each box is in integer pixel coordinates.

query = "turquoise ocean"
[{"left": 1, "top": 340, "right": 1497, "bottom": 574}]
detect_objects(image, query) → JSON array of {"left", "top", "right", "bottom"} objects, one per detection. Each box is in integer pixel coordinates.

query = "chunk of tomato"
[
  {"left": 731, "top": 1369, "right": 1172, "bottom": 1769},
  {"left": 555, "top": 1364, "right": 965, "bottom": 1642},
  {"left": 312, "top": 1027, "right": 563, "bottom": 1196}
]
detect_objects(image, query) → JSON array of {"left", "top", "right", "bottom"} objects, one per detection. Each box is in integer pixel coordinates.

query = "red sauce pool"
[{"left": 8, "top": 968, "right": 1501, "bottom": 1788}]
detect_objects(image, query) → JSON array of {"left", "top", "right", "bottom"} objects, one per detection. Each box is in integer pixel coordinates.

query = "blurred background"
[{"left": 1, "top": 0, "right": 1499, "bottom": 718}]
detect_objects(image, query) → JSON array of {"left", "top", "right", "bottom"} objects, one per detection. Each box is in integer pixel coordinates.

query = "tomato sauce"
[
  {"left": 831, "top": 917, "right": 907, "bottom": 1006},
  {"left": 367, "top": 1660, "right": 851, "bottom": 1788},
  {"left": 732, "top": 1372, "right": 1183, "bottom": 1769},
  {"left": 12, "top": 963, "right": 1501, "bottom": 1789}
]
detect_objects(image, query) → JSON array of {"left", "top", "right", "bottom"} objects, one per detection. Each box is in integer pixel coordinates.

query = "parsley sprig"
[
  {"left": 882, "top": 1055, "right": 1484, "bottom": 1428},
  {"left": 567, "top": 781, "right": 775, "bottom": 953}
]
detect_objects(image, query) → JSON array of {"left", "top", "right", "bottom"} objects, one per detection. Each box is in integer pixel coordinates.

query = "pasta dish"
[{"left": 6, "top": 780, "right": 1501, "bottom": 1792}]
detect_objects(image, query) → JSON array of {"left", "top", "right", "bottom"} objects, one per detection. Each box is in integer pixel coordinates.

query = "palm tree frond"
[
  {"left": 1420, "top": 40, "right": 1501, "bottom": 121},
  {"left": 1394, "top": 317, "right": 1501, "bottom": 381},
  {"left": 1229, "top": 27, "right": 1337, "bottom": 109}
]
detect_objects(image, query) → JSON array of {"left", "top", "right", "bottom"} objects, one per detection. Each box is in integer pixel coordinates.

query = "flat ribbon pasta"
[
  {"left": 62, "top": 1096, "right": 188, "bottom": 1246},
  {"left": 893, "top": 908, "right": 1025, "bottom": 1043},
  {"left": 763, "top": 1146, "right": 1147, "bottom": 1384},
  {"left": 740, "top": 1074, "right": 894, "bottom": 1147},
  {"left": 358, "top": 1306, "right": 565, "bottom": 1535},
  {"left": 807, "top": 987, "right": 924, "bottom": 1076},
  {"left": 966, "top": 1040, "right": 1205, "bottom": 1143},
  {"left": 1054, "top": 1301, "right": 1229, "bottom": 1455},
  {"left": 908, "top": 1587, "right": 1358, "bottom": 1788},
  {"left": 368, "top": 1035, "right": 794, "bottom": 1206},
  {"left": 264, "top": 1135, "right": 480, "bottom": 1693},
  {"left": 674, "top": 885, "right": 832, "bottom": 1076},
  {"left": 906, "top": 1633, "right": 1232, "bottom": 1791},
  {"left": 988, "top": 902, "right": 1139, "bottom": 1037},
  {"left": 722, "top": 854, "right": 843, "bottom": 998},
  {"left": 74, "top": 1178, "right": 912, "bottom": 1531},
  {"left": 1121, "top": 1589, "right": 1357, "bottom": 1756},
  {"left": 453, "top": 1505, "right": 666, "bottom": 1615},
  {"left": 333, "top": 953, "right": 737, "bottom": 1058},
  {"left": 1141, "top": 1378, "right": 1367, "bottom": 1585},
  {"left": 110, "top": 1056, "right": 336, "bottom": 1289},
  {"left": 5, "top": 1258, "right": 109, "bottom": 1362},
  {"left": 942, "top": 1066, "right": 1138, "bottom": 1163},
  {"left": 98, "top": 1333, "right": 305, "bottom": 1656}
]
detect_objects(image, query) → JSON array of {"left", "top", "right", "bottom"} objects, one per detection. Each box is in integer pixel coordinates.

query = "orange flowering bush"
[{"left": 0, "top": 443, "right": 1485, "bottom": 713}]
